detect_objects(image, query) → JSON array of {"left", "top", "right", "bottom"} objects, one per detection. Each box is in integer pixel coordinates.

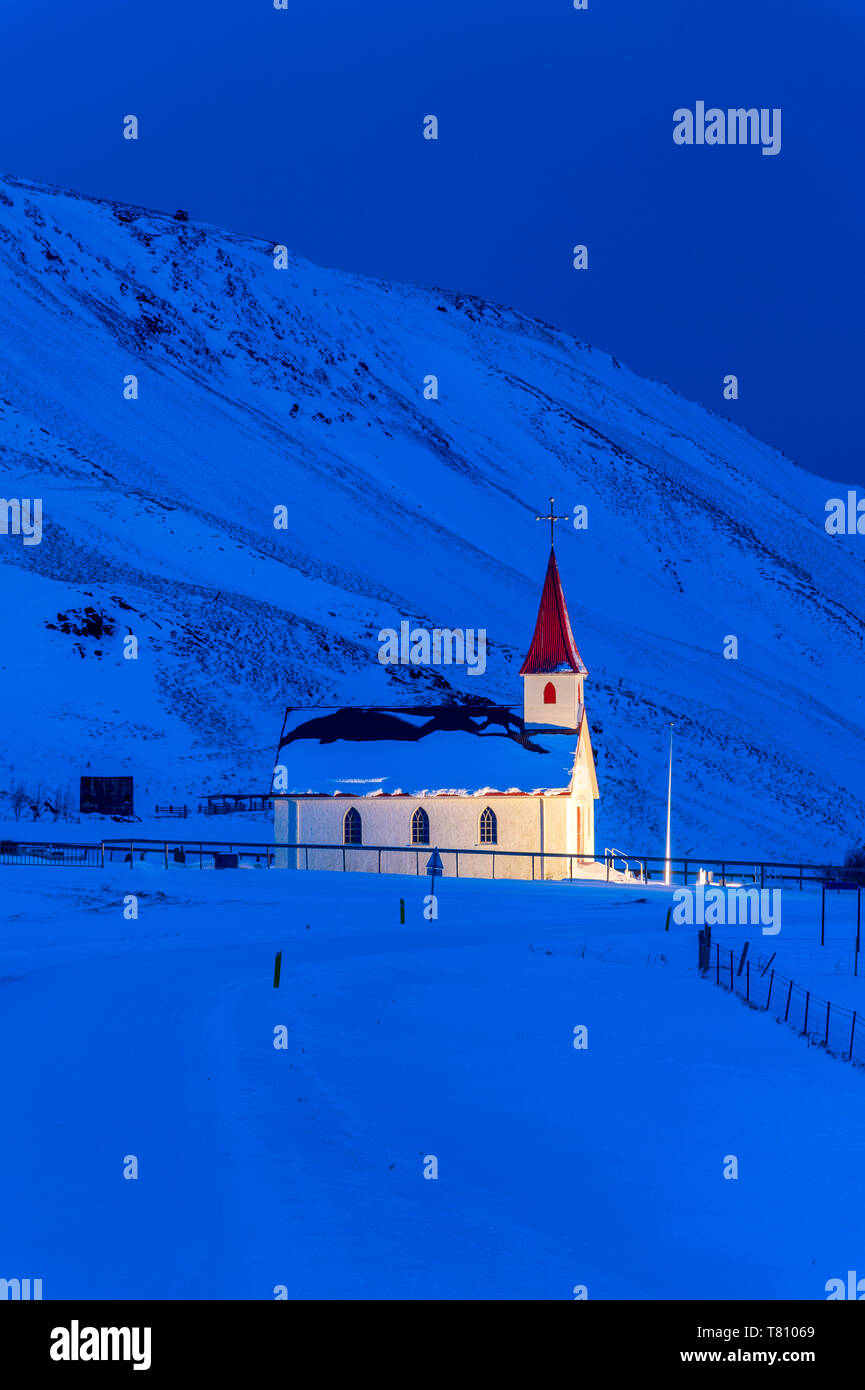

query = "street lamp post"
[{"left": 664, "top": 722, "right": 675, "bottom": 886}]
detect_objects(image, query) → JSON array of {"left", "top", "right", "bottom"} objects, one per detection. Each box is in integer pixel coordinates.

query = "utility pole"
[{"left": 664, "top": 722, "right": 675, "bottom": 886}]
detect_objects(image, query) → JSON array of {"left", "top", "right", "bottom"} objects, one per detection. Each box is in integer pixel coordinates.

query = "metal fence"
[
  {"left": 0, "top": 837, "right": 857, "bottom": 888},
  {"left": 0, "top": 840, "right": 103, "bottom": 868},
  {"left": 98, "top": 839, "right": 605, "bottom": 879},
  {"left": 102, "top": 839, "right": 276, "bottom": 869},
  {"left": 621, "top": 852, "right": 855, "bottom": 889},
  {"left": 699, "top": 935, "right": 865, "bottom": 1067}
]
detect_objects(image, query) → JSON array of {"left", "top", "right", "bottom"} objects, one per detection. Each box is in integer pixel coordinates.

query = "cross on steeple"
[{"left": 535, "top": 497, "right": 569, "bottom": 548}]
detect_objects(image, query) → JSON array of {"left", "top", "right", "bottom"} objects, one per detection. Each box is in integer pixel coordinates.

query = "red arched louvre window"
[{"left": 543, "top": 681, "right": 556, "bottom": 704}]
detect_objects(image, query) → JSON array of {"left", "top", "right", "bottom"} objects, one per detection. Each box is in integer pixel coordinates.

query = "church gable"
[{"left": 573, "top": 714, "right": 599, "bottom": 800}]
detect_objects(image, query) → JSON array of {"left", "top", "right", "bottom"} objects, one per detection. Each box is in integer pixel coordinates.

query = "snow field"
[{"left": 1, "top": 868, "right": 863, "bottom": 1298}]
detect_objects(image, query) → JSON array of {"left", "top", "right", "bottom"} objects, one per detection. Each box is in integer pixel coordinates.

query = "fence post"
[
  {"left": 163, "top": 842, "right": 168, "bottom": 870},
  {"left": 606, "top": 854, "right": 610, "bottom": 884},
  {"left": 784, "top": 979, "right": 793, "bottom": 1021},
  {"left": 455, "top": 851, "right": 459, "bottom": 878},
  {"left": 850, "top": 1010, "right": 857, "bottom": 1062},
  {"left": 100, "top": 843, "right": 105, "bottom": 869},
  {"left": 825, "top": 1000, "right": 831, "bottom": 1047},
  {"left": 343, "top": 846, "right": 346, "bottom": 872},
  {"left": 746, "top": 960, "right": 750, "bottom": 1003},
  {"left": 802, "top": 990, "right": 810, "bottom": 1037},
  {"left": 821, "top": 886, "right": 825, "bottom": 947},
  {"left": 199, "top": 843, "right": 203, "bottom": 870},
  {"left": 799, "top": 863, "right": 803, "bottom": 891},
  {"left": 766, "top": 968, "right": 774, "bottom": 1010},
  {"left": 305, "top": 846, "right": 309, "bottom": 871},
  {"left": 729, "top": 952, "right": 733, "bottom": 991},
  {"left": 716, "top": 942, "right": 720, "bottom": 983},
  {"left": 378, "top": 848, "right": 382, "bottom": 874}
]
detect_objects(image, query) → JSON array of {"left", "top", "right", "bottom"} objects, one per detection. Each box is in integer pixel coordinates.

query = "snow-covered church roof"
[{"left": 271, "top": 704, "right": 582, "bottom": 797}]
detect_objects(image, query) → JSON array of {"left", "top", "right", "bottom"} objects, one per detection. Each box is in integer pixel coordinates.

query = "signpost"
[
  {"left": 819, "top": 880, "right": 862, "bottom": 970},
  {"left": 426, "top": 848, "right": 443, "bottom": 918}
]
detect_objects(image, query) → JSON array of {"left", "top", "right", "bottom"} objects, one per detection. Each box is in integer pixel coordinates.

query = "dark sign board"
[{"left": 79, "top": 776, "right": 134, "bottom": 817}]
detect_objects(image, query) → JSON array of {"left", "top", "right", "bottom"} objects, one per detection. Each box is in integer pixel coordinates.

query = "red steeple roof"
[{"left": 519, "top": 547, "right": 587, "bottom": 676}]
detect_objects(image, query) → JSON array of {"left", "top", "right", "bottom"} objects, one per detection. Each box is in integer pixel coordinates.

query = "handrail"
[
  {"left": 100, "top": 837, "right": 600, "bottom": 860},
  {"left": 604, "top": 846, "right": 646, "bottom": 883},
  {"left": 0, "top": 837, "right": 856, "bottom": 884}
]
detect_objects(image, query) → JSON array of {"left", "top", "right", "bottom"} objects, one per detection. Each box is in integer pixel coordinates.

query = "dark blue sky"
[{"left": 2, "top": 0, "right": 862, "bottom": 481}]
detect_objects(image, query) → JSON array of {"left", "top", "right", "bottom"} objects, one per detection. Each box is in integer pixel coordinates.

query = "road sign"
[{"left": 426, "top": 849, "right": 443, "bottom": 878}]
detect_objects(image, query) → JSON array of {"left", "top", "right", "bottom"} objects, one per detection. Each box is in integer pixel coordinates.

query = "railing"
[
  {"left": 202, "top": 794, "right": 272, "bottom": 815},
  {"left": 0, "top": 840, "right": 103, "bottom": 868},
  {"left": 100, "top": 839, "right": 606, "bottom": 879},
  {"left": 613, "top": 853, "right": 854, "bottom": 890},
  {"left": 102, "top": 839, "right": 276, "bottom": 870},
  {"left": 0, "top": 837, "right": 857, "bottom": 888},
  {"left": 604, "top": 847, "right": 645, "bottom": 882}
]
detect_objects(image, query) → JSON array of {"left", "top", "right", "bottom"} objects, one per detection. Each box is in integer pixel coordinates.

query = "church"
[{"left": 271, "top": 528, "right": 600, "bottom": 880}]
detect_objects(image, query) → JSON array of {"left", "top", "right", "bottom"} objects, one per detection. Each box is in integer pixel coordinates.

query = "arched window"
[
  {"left": 544, "top": 681, "right": 556, "bottom": 705},
  {"left": 343, "top": 807, "right": 362, "bottom": 845},
  {"left": 479, "top": 806, "right": 497, "bottom": 845},
  {"left": 411, "top": 806, "right": 430, "bottom": 845}
]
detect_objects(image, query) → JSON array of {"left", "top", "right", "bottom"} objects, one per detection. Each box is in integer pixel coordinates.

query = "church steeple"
[
  {"left": 520, "top": 539, "right": 587, "bottom": 729},
  {"left": 520, "top": 546, "right": 587, "bottom": 678}
]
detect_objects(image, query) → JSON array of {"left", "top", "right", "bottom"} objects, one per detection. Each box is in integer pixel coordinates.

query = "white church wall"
[
  {"left": 274, "top": 791, "right": 587, "bottom": 878},
  {"left": 273, "top": 796, "right": 297, "bottom": 869}
]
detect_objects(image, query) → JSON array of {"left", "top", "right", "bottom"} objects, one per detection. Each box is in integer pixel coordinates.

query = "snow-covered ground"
[{"left": 2, "top": 865, "right": 863, "bottom": 1299}]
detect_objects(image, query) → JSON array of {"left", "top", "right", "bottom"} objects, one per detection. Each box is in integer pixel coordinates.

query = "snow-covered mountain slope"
[{"left": 0, "top": 173, "right": 862, "bottom": 859}]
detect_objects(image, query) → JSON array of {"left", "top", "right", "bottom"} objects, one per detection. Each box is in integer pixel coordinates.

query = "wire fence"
[
  {"left": 699, "top": 934, "right": 865, "bottom": 1067},
  {"left": 747, "top": 938, "right": 860, "bottom": 979}
]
